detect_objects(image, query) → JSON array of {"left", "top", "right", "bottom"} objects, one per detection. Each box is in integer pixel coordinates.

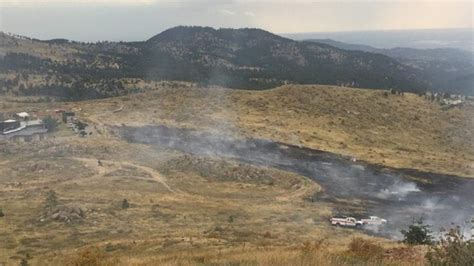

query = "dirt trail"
[
  {"left": 72, "top": 157, "right": 175, "bottom": 193},
  {"left": 275, "top": 178, "right": 320, "bottom": 202}
]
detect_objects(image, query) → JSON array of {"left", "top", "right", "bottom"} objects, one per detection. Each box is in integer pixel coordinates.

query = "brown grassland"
[
  {"left": 0, "top": 83, "right": 472, "bottom": 265},
  {"left": 50, "top": 83, "right": 474, "bottom": 177}
]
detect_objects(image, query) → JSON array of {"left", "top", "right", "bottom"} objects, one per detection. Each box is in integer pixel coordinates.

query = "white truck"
[
  {"left": 330, "top": 217, "right": 363, "bottom": 227},
  {"left": 360, "top": 216, "right": 387, "bottom": 226}
]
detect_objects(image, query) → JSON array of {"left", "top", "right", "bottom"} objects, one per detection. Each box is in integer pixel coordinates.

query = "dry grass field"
[
  {"left": 45, "top": 83, "right": 473, "bottom": 177},
  {"left": 0, "top": 130, "right": 399, "bottom": 265},
  {"left": 0, "top": 83, "right": 471, "bottom": 265}
]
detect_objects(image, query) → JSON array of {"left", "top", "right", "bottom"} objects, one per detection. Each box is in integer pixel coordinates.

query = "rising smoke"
[{"left": 118, "top": 123, "right": 474, "bottom": 240}]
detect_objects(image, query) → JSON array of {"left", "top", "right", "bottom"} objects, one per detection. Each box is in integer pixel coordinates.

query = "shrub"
[
  {"left": 0, "top": 207, "right": 4, "bottom": 217},
  {"left": 401, "top": 218, "right": 433, "bottom": 245},
  {"left": 75, "top": 121, "right": 87, "bottom": 131},
  {"left": 301, "top": 238, "right": 327, "bottom": 254},
  {"left": 44, "top": 190, "right": 58, "bottom": 208},
  {"left": 346, "top": 237, "right": 385, "bottom": 262},
  {"left": 68, "top": 247, "right": 106, "bottom": 266},
  {"left": 20, "top": 258, "right": 29, "bottom": 266},
  {"left": 426, "top": 226, "right": 474, "bottom": 265},
  {"left": 121, "top": 199, "right": 129, "bottom": 209},
  {"left": 42, "top": 115, "right": 57, "bottom": 132}
]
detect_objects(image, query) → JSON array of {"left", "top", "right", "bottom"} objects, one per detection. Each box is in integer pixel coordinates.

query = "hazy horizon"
[
  {"left": 284, "top": 27, "right": 474, "bottom": 52},
  {"left": 0, "top": 1, "right": 472, "bottom": 42},
  {"left": 2, "top": 25, "right": 472, "bottom": 52},
  {"left": 2, "top": 25, "right": 472, "bottom": 40}
]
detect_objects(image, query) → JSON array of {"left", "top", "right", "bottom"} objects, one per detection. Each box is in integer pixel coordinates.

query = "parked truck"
[
  {"left": 330, "top": 217, "right": 363, "bottom": 227},
  {"left": 360, "top": 216, "right": 387, "bottom": 226}
]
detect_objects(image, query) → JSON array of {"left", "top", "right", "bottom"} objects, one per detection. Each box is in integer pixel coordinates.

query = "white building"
[{"left": 15, "top": 112, "right": 30, "bottom": 121}]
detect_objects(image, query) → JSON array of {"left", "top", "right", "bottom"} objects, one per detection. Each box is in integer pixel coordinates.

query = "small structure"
[
  {"left": 62, "top": 112, "right": 75, "bottom": 123},
  {"left": 15, "top": 112, "right": 30, "bottom": 121},
  {"left": 442, "top": 99, "right": 464, "bottom": 109},
  {"left": 25, "top": 119, "right": 46, "bottom": 129},
  {"left": 0, "top": 119, "right": 20, "bottom": 132},
  {"left": 0, "top": 119, "right": 47, "bottom": 142}
]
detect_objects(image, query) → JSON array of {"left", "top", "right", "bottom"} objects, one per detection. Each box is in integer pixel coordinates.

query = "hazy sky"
[{"left": 0, "top": 0, "right": 472, "bottom": 41}]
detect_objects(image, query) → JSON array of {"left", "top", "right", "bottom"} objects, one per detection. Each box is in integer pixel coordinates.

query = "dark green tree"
[
  {"left": 121, "top": 199, "right": 130, "bottom": 209},
  {"left": 401, "top": 218, "right": 433, "bottom": 245},
  {"left": 44, "top": 190, "right": 58, "bottom": 209},
  {"left": 42, "top": 115, "right": 57, "bottom": 132}
]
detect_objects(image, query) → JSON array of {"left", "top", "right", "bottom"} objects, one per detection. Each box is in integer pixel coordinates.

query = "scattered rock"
[{"left": 42, "top": 206, "right": 86, "bottom": 223}]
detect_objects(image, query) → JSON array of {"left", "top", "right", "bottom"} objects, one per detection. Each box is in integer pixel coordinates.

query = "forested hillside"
[{"left": 1, "top": 26, "right": 471, "bottom": 101}]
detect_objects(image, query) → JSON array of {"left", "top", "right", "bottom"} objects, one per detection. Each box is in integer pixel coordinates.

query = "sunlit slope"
[{"left": 53, "top": 83, "right": 473, "bottom": 177}]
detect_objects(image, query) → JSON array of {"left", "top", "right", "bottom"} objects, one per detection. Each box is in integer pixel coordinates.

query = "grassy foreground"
[{"left": 49, "top": 239, "right": 426, "bottom": 266}]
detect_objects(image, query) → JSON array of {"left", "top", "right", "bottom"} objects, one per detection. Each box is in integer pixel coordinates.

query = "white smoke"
[{"left": 376, "top": 181, "right": 420, "bottom": 200}]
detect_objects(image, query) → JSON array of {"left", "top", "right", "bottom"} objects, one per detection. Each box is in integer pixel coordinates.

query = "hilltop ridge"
[
  {"left": 137, "top": 26, "right": 425, "bottom": 90},
  {"left": 0, "top": 26, "right": 444, "bottom": 100}
]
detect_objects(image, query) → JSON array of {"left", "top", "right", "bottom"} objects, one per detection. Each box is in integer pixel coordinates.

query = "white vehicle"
[
  {"left": 360, "top": 216, "right": 387, "bottom": 225},
  {"left": 330, "top": 217, "right": 363, "bottom": 227}
]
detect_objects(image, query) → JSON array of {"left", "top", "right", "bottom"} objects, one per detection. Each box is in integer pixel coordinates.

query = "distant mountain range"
[
  {"left": 305, "top": 39, "right": 474, "bottom": 95},
  {"left": 284, "top": 28, "right": 474, "bottom": 52},
  {"left": 0, "top": 26, "right": 472, "bottom": 100}
]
